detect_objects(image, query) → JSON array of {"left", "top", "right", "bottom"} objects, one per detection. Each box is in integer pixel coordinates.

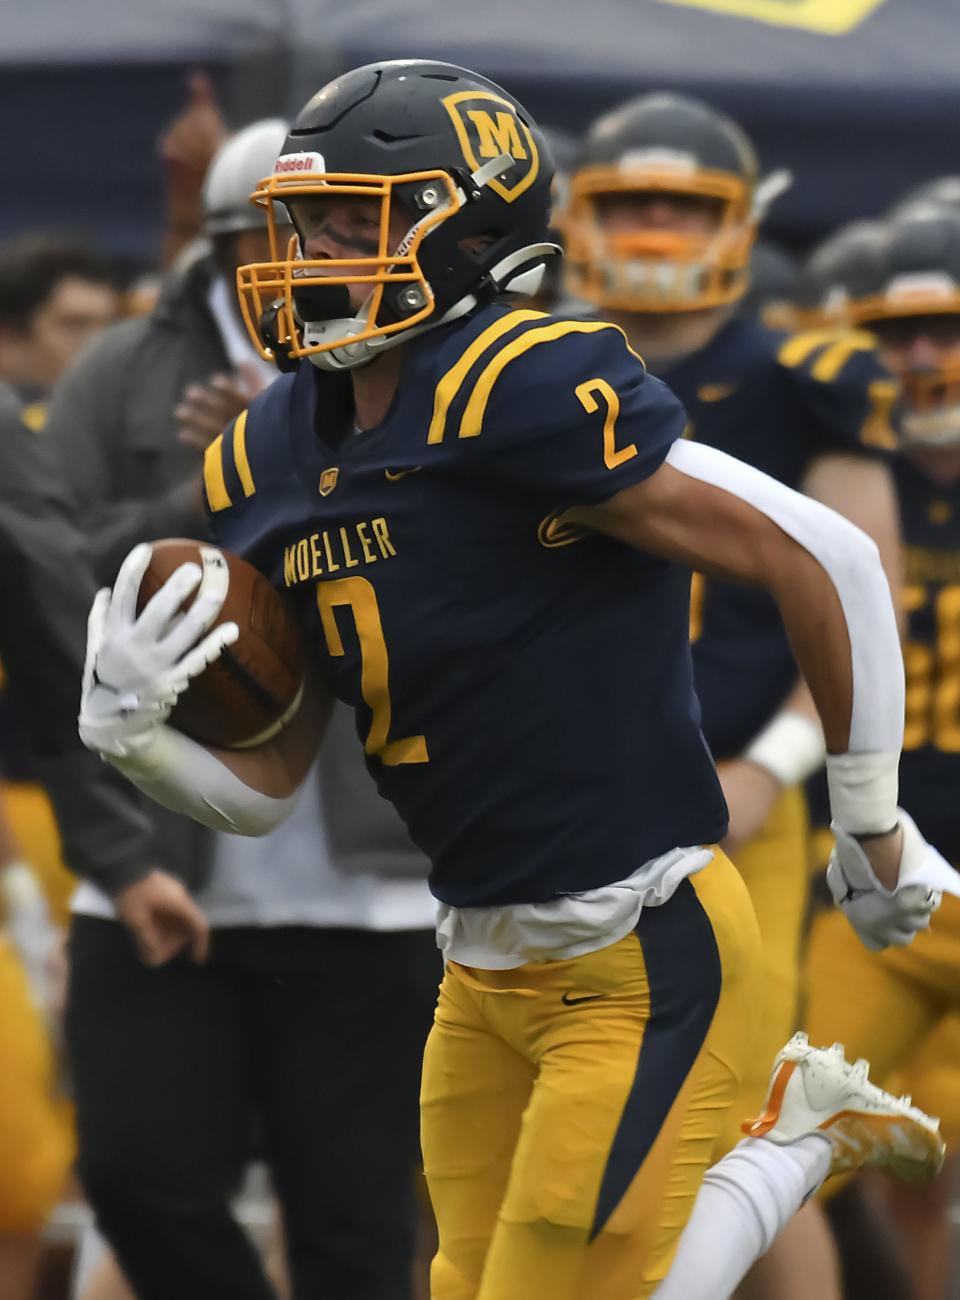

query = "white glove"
[
  {"left": 79, "top": 542, "right": 239, "bottom": 761},
  {"left": 1, "top": 862, "right": 60, "bottom": 1013},
  {"left": 826, "top": 809, "right": 956, "bottom": 951}
]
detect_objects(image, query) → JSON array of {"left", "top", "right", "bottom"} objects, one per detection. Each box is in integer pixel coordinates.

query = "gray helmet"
[
  {"left": 889, "top": 176, "right": 960, "bottom": 224},
  {"left": 852, "top": 208, "right": 960, "bottom": 449},
  {"left": 202, "top": 119, "right": 290, "bottom": 236},
  {"left": 792, "top": 220, "right": 888, "bottom": 326}
]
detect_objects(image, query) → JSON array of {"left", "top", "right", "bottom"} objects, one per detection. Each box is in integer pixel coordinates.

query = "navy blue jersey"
[
  {"left": 203, "top": 304, "right": 727, "bottom": 906},
  {"left": 664, "top": 318, "right": 896, "bottom": 761},
  {"left": 895, "top": 457, "right": 960, "bottom": 865}
]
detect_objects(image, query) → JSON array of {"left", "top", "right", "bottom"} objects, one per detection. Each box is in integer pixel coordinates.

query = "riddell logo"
[{"left": 274, "top": 152, "right": 325, "bottom": 175}]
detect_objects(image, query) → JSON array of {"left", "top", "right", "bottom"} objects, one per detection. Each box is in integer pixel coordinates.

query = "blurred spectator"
[
  {"left": 49, "top": 121, "right": 439, "bottom": 1300},
  {"left": 45, "top": 117, "right": 291, "bottom": 583},
  {"left": 0, "top": 232, "right": 124, "bottom": 939},
  {"left": 158, "top": 71, "right": 229, "bottom": 268},
  {"left": 0, "top": 236, "right": 120, "bottom": 429},
  {"left": 0, "top": 382, "right": 157, "bottom": 1300}
]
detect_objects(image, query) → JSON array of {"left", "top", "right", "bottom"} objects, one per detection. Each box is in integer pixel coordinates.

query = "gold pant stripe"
[{"left": 715, "top": 783, "right": 810, "bottom": 1157}]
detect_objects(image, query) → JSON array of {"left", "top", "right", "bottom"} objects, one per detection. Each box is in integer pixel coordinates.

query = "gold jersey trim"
[
  {"left": 232, "top": 409, "right": 256, "bottom": 498},
  {"left": 203, "top": 433, "right": 231, "bottom": 512},
  {"left": 458, "top": 320, "right": 629, "bottom": 441},
  {"left": 427, "top": 308, "right": 546, "bottom": 445}
]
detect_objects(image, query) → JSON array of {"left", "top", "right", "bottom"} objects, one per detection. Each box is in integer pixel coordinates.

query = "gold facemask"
[
  {"left": 236, "top": 168, "right": 462, "bottom": 364},
  {"left": 563, "top": 165, "right": 756, "bottom": 313},
  {"left": 855, "top": 293, "right": 960, "bottom": 446}
]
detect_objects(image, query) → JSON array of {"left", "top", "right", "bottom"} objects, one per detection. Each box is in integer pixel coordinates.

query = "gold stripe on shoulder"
[
  {"left": 426, "top": 309, "right": 546, "bottom": 445},
  {"left": 231, "top": 409, "right": 256, "bottom": 498},
  {"left": 777, "top": 328, "right": 847, "bottom": 368},
  {"left": 809, "top": 331, "right": 876, "bottom": 383},
  {"left": 458, "top": 320, "right": 615, "bottom": 440},
  {"left": 203, "top": 433, "right": 231, "bottom": 512}
]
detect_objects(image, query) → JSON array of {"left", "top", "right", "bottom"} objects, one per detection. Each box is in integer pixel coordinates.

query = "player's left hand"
[
  {"left": 718, "top": 759, "right": 782, "bottom": 855},
  {"left": 826, "top": 810, "right": 955, "bottom": 951}
]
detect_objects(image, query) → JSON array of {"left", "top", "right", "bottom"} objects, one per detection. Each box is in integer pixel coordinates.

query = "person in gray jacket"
[
  {"left": 47, "top": 123, "right": 439, "bottom": 1300},
  {"left": 0, "top": 386, "right": 160, "bottom": 1300}
]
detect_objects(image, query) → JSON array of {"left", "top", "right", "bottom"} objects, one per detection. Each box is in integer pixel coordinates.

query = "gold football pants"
[
  {"left": 806, "top": 893, "right": 960, "bottom": 1148},
  {"left": 714, "top": 786, "right": 810, "bottom": 1156},
  {"left": 2, "top": 780, "right": 76, "bottom": 924},
  {"left": 0, "top": 939, "right": 73, "bottom": 1231},
  {"left": 421, "top": 850, "right": 761, "bottom": 1300}
]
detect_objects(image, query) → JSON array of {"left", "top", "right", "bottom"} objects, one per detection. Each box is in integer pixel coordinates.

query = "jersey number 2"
[
  {"left": 317, "top": 577, "right": 429, "bottom": 766},
  {"left": 575, "top": 379, "right": 638, "bottom": 469}
]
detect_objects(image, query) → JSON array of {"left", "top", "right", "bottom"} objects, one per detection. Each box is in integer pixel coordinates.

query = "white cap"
[{"left": 202, "top": 118, "right": 289, "bottom": 236}]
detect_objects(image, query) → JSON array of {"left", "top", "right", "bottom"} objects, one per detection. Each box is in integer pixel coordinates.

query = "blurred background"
[
  {"left": 3, "top": 1, "right": 960, "bottom": 1298},
  {"left": 6, "top": 0, "right": 960, "bottom": 266}
]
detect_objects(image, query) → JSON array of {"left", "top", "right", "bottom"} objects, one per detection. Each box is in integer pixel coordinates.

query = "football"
[{"left": 136, "top": 539, "right": 306, "bottom": 750}]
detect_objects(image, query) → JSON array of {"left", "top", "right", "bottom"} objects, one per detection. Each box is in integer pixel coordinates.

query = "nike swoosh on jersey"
[
  {"left": 561, "top": 991, "right": 608, "bottom": 1005},
  {"left": 697, "top": 383, "right": 737, "bottom": 402},
  {"left": 384, "top": 466, "right": 423, "bottom": 481}
]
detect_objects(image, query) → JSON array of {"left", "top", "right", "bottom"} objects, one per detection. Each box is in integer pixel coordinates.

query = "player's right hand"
[
  {"left": 78, "top": 542, "right": 238, "bottom": 761},
  {"left": 115, "top": 869, "right": 209, "bottom": 965}
]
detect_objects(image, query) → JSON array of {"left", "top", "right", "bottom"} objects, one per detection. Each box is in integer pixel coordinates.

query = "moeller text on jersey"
[{"left": 283, "top": 517, "right": 397, "bottom": 586}]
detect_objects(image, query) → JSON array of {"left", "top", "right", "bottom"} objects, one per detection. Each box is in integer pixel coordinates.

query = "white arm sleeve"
[
  {"left": 106, "top": 725, "right": 299, "bottom": 837},
  {"left": 666, "top": 440, "right": 903, "bottom": 831}
]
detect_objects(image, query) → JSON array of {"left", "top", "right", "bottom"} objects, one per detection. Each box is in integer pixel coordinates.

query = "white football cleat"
[{"left": 741, "top": 1032, "right": 945, "bottom": 1183}]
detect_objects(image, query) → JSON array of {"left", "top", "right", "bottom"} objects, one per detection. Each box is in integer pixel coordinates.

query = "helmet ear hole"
[{"left": 458, "top": 230, "right": 501, "bottom": 257}]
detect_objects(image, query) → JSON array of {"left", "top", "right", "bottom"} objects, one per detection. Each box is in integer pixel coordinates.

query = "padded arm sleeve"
[
  {"left": 666, "top": 439, "right": 903, "bottom": 756},
  {"left": 107, "top": 725, "right": 299, "bottom": 837}
]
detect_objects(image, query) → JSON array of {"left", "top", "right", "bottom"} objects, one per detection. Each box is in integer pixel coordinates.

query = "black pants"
[{"left": 66, "top": 917, "right": 441, "bottom": 1300}]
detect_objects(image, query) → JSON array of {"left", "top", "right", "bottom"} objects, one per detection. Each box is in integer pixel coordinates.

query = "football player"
[
  {"left": 787, "top": 219, "right": 889, "bottom": 333},
  {"left": 78, "top": 62, "right": 949, "bottom": 1300},
  {"left": 566, "top": 76, "right": 903, "bottom": 1170},
  {"left": 794, "top": 205, "right": 960, "bottom": 1300}
]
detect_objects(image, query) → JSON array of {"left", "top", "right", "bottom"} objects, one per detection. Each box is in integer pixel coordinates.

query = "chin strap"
[{"left": 306, "top": 240, "right": 562, "bottom": 373}]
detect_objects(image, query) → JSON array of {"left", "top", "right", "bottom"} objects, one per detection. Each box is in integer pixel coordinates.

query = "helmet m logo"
[{"left": 442, "top": 91, "right": 539, "bottom": 203}]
